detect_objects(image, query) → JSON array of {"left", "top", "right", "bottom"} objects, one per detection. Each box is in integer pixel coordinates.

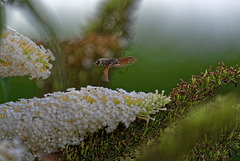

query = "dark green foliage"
[
  {"left": 185, "top": 130, "right": 239, "bottom": 161},
  {"left": 166, "top": 63, "right": 240, "bottom": 160},
  {"left": 136, "top": 94, "right": 240, "bottom": 161},
  {"left": 62, "top": 113, "right": 169, "bottom": 161},
  {"left": 169, "top": 62, "right": 240, "bottom": 110}
]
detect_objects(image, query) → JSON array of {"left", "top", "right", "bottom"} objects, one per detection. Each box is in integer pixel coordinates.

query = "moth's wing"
[{"left": 118, "top": 57, "right": 137, "bottom": 67}]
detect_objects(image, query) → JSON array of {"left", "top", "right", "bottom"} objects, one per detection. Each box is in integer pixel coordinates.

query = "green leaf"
[
  {"left": 228, "top": 130, "right": 235, "bottom": 141},
  {"left": 204, "top": 69, "right": 208, "bottom": 77},
  {"left": 206, "top": 76, "right": 210, "bottom": 85}
]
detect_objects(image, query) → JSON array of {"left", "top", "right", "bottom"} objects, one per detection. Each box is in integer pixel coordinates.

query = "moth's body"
[
  {"left": 94, "top": 58, "right": 121, "bottom": 68},
  {"left": 94, "top": 57, "right": 137, "bottom": 82}
]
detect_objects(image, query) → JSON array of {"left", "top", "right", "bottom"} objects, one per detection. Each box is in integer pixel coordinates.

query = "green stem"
[{"left": 0, "top": 77, "right": 9, "bottom": 102}]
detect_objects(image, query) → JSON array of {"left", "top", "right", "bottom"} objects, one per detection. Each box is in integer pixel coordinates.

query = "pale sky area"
[{"left": 5, "top": 0, "right": 240, "bottom": 45}]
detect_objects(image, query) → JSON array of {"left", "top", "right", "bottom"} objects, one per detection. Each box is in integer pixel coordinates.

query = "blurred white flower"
[
  {"left": 0, "top": 139, "right": 25, "bottom": 161},
  {"left": 0, "top": 85, "right": 170, "bottom": 159},
  {"left": 0, "top": 27, "right": 55, "bottom": 79}
]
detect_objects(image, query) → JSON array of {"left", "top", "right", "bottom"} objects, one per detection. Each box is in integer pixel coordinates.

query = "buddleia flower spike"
[{"left": 0, "top": 27, "right": 55, "bottom": 79}]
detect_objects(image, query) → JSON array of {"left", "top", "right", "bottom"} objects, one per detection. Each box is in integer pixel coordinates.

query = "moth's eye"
[{"left": 94, "top": 60, "right": 100, "bottom": 65}]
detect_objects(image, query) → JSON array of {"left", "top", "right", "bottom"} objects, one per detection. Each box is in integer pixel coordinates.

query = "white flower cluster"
[
  {"left": 0, "top": 27, "right": 55, "bottom": 79},
  {"left": 0, "top": 139, "right": 24, "bottom": 161},
  {"left": 0, "top": 86, "right": 170, "bottom": 159}
]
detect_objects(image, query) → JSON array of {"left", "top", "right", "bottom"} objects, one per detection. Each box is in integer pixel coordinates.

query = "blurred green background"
[{"left": 1, "top": 0, "right": 240, "bottom": 103}]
